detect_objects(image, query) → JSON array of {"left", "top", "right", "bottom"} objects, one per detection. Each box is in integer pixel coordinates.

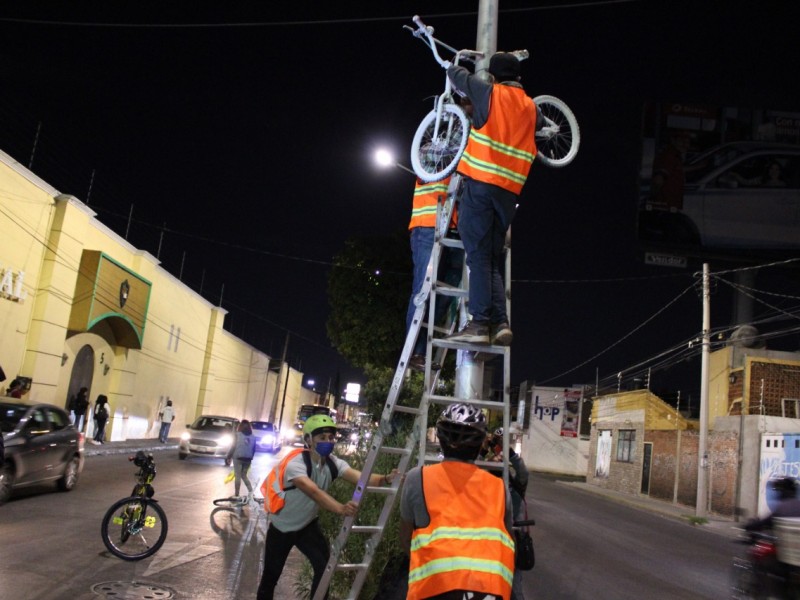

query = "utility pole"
[
  {"left": 696, "top": 263, "right": 710, "bottom": 517},
  {"left": 454, "top": 0, "right": 498, "bottom": 402},
  {"left": 268, "top": 332, "right": 289, "bottom": 423}
]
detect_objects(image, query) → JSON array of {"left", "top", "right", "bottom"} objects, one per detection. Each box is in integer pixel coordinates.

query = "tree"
[{"left": 326, "top": 231, "right": 411, "bottom": 370}]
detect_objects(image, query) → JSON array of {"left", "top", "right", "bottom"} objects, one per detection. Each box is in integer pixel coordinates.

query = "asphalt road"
[{"left": 0, "top": 450, "right": 737, "bottom": 600}]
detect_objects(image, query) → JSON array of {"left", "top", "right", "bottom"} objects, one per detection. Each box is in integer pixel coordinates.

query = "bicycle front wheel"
[
  {"left": 533, "top": 95, "right": 580, "bottom": 168},
  {"left": 101, "top": 496, "right": 168, "bottom": 561},
  {"left": 411, "top": 103, "right": 470, "bottom": 182}
]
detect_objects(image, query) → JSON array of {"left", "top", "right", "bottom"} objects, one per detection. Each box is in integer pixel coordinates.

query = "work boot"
[
  {"left": 445, "top": 321, "right": 490, "bottom": 344},
  {"left": 409, "top": 354, "right": 441, "bottom": 372},
  {"left": 492, "top": 322, "right": 513, "bottom": 346}
]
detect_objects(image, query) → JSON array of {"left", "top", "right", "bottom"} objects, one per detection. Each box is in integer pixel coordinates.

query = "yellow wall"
[{"left": 0, "top": 149, "right": 302, "bottom": 441}]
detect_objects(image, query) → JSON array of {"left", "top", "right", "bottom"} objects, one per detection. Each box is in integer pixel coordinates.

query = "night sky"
[{"left": 1, "top": 1, "right": 798, "bottom": 407}]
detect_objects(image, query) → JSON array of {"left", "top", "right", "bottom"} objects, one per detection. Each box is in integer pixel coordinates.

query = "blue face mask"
[{"left": 315, "top": 441, "right": 335, "bottom": 457}]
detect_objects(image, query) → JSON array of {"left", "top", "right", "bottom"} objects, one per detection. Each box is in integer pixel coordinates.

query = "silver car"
[{"left": 178, "top": 415, "right": 239, "bottom": 465}]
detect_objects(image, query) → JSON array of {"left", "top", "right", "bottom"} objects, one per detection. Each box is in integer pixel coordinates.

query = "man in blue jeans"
[{"left": 444, "top": 52, "right": 542, "bottom": 346}]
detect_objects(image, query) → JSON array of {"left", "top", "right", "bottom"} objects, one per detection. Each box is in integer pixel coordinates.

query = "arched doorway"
[{"left": 66, "top": 345, "right": 95, "bottom": 432}]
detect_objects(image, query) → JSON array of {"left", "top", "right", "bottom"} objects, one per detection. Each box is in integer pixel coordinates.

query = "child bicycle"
[
  {"left": 406, "top": 15, "right": 580, "bottom": 182},
  {"left": 100, "top": 451, "right": 168, "bottom": 561}
]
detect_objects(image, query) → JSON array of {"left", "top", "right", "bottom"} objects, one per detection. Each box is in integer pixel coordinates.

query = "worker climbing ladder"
[{"left": 313, "top": 174, "right": 514, "bottom": 600}]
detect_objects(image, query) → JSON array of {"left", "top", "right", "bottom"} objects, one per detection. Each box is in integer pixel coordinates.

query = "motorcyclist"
[{"left": 746, "top": 477, "right": 800, "bottom": 532}]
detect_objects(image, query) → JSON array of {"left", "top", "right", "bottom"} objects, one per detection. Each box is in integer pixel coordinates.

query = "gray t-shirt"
[
  {"left": 400, "top": 459, "right": 513, "bottom": 532},
  {"left": 269, "top": 451, "right": 350, "bottom": 533}
]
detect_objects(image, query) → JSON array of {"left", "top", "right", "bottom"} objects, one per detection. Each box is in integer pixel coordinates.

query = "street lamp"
[{"left": 374, "top": 148, "right": 416, "bottom": 176}]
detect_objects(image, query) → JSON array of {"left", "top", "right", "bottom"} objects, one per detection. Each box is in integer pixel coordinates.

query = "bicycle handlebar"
[
  {"left": 408, "top": 15, "right": 483, "bottom": 68},
  {"left": 513, "top": 519, "right": 536, "bottom": 528}
]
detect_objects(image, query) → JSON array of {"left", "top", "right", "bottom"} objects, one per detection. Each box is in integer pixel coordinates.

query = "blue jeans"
[
  {"left": 406, "top": 227, "right": 464, "bottom": 355},
  {"left": 159, "top": 421, "right": 172, "bottom": 443},
  {"left": 457, "top": 178, "right": 516, "bottom": 324}
]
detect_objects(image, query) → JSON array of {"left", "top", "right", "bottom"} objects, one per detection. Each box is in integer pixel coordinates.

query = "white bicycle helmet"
[{"left": 437, "top": 403, "right": 487, "bottom": 448}]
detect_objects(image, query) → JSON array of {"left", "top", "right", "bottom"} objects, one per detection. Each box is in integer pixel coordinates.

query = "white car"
[
  {"left": 640, "top": 143, "right": 800, "bottom": 249},
  {"left": 179, "top": 415, "right": 238, "bottom": 465}
]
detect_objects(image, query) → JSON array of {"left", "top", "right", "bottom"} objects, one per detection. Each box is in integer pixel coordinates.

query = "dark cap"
[{"left": 489, "top": 52, "right": 520, "bottom": 81}]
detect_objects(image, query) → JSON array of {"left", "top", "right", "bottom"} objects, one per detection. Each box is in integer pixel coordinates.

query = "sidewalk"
[
  {"left": 83, "top": 437, "right": 179, "bottom": 457},
  {"left": 555, "top": 477, "right": 741, "bottom": 538}
]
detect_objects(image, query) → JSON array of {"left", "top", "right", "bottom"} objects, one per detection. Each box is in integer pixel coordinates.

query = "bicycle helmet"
[
  {"left": 436, "top": 403, "right": 487, "bottom": 448},
  {"left": 303, "top": 414, "right": 337, "bottom": 437},
  {"left": 488, "top": 52, "right": 520, "bottom": 82}
]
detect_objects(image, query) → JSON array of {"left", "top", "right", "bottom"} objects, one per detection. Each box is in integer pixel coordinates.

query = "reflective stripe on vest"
[
  {"left": 409, "top": 178, "right": 454, "bottom": 230},
  {"left": 408, "top": 462, "right": 514, "bottom": 600},
  {"left": 457, "top": 85, "right": 537, "bottom": 195}
]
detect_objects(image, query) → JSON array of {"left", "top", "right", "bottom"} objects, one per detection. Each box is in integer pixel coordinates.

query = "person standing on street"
[
  {"left": 158, "top": 399, "right": 176, "bottom": 443},
  {"left": 257, "top": 414, "right": 397, "bottom": 600},
  {"left": 69, "top": 387, "right": 90, "bottom": 431},
  {"left": 400, "top": 403, "right": 515, "bottom": 600},
  {"left": 92, "top": 395, "right": 109, "bottom": 444},
  {"left": 444, "top": 52, "right": 542, "bottom": 347}
]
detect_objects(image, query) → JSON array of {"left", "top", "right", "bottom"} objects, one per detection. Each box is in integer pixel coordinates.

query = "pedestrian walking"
[{"left": 228, "top": 420, "right": 256, "bottom": 501}]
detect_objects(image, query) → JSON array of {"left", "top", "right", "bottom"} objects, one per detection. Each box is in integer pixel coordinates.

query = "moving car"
[
  {"left": 251, "top": 421, "right": 281, "bottom": 453},
  {"left": 179, "top": 415, "right": 239, "bottom": 465},
  {"left": 0, "top": 399, "right": 85, "bottom": 504}
]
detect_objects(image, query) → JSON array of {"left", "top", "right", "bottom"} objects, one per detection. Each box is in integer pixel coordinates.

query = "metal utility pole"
[
  {"left": 696, "top": 263, "right": 710, "bottom": 517},
  {"left": 454, "top": 0, "right": 499, "bottom": 402},
  {"left": 268, "top": 332, "right": 289, "bottom": 423}
]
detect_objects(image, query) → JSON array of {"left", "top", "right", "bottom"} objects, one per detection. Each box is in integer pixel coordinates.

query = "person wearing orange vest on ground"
[
  {"left": 406, "top": 176, "right": 464, "bottom": 372},
  {"left": 256, "top": 414, "right": 397, "bottom": 600},
  {"left": 443, "top": 53, "right": 543, "bottom": 348},
  {"left": 400, "top": 403, "right": 515, "bottom": 600}
]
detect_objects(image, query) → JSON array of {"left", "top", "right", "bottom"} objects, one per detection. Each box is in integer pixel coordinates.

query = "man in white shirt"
[{"left": 158, "top": 400, "right": 175, "bottom": 443}]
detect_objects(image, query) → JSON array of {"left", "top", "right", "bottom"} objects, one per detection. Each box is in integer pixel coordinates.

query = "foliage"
[{"left": 326, "top": 232, "right": 411, "bottom": 370}]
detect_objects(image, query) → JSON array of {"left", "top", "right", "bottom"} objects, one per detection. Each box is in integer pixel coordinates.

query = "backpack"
[
  {"left": 96, "top": 403, "right": 108, "bottom": 418},
  {"left": 261, "top": 448, "right": 339, "bottom": 514}
]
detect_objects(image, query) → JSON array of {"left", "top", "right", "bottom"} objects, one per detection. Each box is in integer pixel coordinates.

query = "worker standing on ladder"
[
  {"left": 399, "top": 403, "right": 515, "bottom": 599},
  {"left": 444, "top": 53, "right": 542, "bottom": 347},
  {"left": 257, "top": 415, "right": 397, "bottom": 600}
]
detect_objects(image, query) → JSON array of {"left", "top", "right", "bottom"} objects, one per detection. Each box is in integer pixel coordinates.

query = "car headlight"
[
  {"left": 350, "top": 432, "right": 358, "bottom": 442},
  {"left": 219, "top": 433, "right": 234, "bottom": 447},
  {"left": 264, "top": 434, "right": 274, "bottom": 443},
  {"left": 181, "top": 432, "right": 191, "bottom": 441}
]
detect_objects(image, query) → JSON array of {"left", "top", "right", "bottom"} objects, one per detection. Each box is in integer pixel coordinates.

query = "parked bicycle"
[
  {"left": 406, "top": 15, "right": 580, "bottom": 182},
  {"left": 100, "top": 450, "right": 168, "bottom": 561}
]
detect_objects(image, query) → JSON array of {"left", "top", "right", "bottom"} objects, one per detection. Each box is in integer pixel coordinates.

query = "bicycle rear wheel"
[
  {"left": 213, "top": 496, "right": 247, "bottom": 508},
  {"left": 101, "top": 496, "right": 168, "bottom": 561},
  {"left": 533, "top": 95, "right": 580, "bottom": 168},
  {"left": 411, "top": 103, "right": 470, "bottom": 182}
]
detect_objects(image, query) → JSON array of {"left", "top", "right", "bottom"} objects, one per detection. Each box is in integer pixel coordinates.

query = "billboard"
[{"left": 637, "top": 102, "right": 800, "bottom": 260}]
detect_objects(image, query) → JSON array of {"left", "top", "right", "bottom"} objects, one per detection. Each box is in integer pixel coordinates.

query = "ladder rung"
[
  {"left": 335, "top": 563, "right": 370, "bottom": 571},
  {"left": 380, "top": 446, "right": 411, "bottom": 456},
  {"left": 427, "top": 394, "right": 507, "bottom": 410},
  {"left": 393, "top": 405, "right": 421, "bottom": 415},
  {"left": 365, "top": 485, "right": 398, "bottom": 495},
  {"left": 351, "top": 525, "right": 383, "bottom": 534},
  {"left": 432, "top": 339, "right": 509, "bottom": 354},
  {"left": 439, "top": 237, "right": 464, "bottom": 249},
  {"left": 433, "top": 282, "right": 468, "bottom": 297}
]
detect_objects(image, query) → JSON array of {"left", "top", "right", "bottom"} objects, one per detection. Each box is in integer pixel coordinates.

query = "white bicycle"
[{"left": 406, "top": 15, "right": 580, "bottom": 182}]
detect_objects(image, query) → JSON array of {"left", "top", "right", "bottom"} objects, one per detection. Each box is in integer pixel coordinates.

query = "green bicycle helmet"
[{"left": 303, "top": 414, "right": 337, "bottom": 437}]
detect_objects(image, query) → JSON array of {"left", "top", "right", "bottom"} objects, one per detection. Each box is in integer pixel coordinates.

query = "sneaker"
[
  {"left": 492, "top": 322, "right": 513, "bottom": 346},
  {"left": 445, "top": 321, "right": 490, "bottom": 344}
]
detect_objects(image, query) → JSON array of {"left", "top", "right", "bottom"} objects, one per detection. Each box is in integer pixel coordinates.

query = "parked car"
[
  {"left": 0, "top": 399, "right": 85, "bottom": 504},
  {"left": 179, "top": 415, "right": 239, "bottom": 465},
  {"left": 639, "top": 143, "right": 800, "bottom": 249},
  {"left": 251, "top": 421, "right": 281, "bottom": 453}
]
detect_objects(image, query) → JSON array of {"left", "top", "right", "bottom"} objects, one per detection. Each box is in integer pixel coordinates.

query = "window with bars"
[{"left": 616, "top": 429, "right": 636, "bottom": 462}]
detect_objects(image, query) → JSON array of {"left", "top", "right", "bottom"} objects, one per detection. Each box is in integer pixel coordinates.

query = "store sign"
[
  {"left": 345, "top": 383, "right": 361, "bottom": 404},
  {"left": 0, "top": 265, "right": 27, "bottom": 302}
]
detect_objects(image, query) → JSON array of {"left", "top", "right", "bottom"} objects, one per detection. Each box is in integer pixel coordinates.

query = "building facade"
[{"left": 0, "top": 148, "right": 314, "bottom": 441}]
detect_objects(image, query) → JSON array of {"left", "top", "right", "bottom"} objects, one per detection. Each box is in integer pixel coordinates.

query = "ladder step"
[
  {"left": 433, "top": 282, "right": 468, "bottom": 297},
  {"left": 393, "top": 405, "right": 422, "bottom": 415},
  {"left": 439, "top": 237, "right": 464, "bottom": 249},
  {"left": 432, "top": 339, "right": 509, "bottom": 354},
  {"left": 351, "top": 525, "right": 383, "bottom": 534},
  {"left": 379, "top": 446, "right": 411, "bottom": 456},
  {"left": 427, "top": 394, "right": 507, "bottom": 410},
  {"left": 335, "top": 563, "right": 370, "bottom": 572},
  {"left": 364, "top": 485, "right": 397, "bottom": 495}
]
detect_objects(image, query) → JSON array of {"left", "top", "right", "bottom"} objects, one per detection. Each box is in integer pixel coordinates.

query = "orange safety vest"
[
  {"left": 457, "top": 85, "right": 537, "bottom": 195},
  {"left": 408, "top": 462, "right": 515, "bottom": 600},
  {"left": 408, "top": 177, "right": 457, "bottom": 230},
  {"left": 261, "top": 448, "right": 338, "bottom": 514}
]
